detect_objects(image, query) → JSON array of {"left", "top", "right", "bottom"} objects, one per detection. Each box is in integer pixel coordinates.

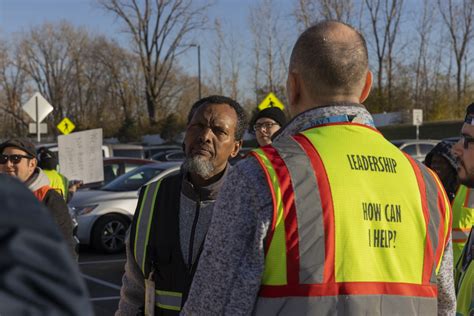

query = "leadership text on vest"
[
  {"left": 347, "top": 154, "right": 397, "bottom": 173},
  {"left": 362, "top": 202, "right": 401, "bottom": 248}
]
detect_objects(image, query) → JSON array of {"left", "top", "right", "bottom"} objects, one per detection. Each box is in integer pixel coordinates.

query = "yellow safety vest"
[
  {"left": 452, "top": 185, "right": 474, "bottom": 264},
  {"left": 252, "top": 121, "right": 451, "bottom": 315},
  {"left": 455, "top": 226, "right": 473, "bottom": 316},
  {"left": 43, "top": 169, "right": 68, "bottom": 201}
]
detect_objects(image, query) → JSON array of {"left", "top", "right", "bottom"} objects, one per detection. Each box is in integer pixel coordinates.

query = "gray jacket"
[
  {"left": 182, "top": 104, "right": 456, "bottom": 315},
  {"left": 116, "top": 165, "right": 230, "bottom": 315}
]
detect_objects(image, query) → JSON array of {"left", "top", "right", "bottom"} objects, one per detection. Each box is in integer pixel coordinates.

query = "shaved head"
[{"left": 289, "top": 21, "right": 369, "bottom": 99}]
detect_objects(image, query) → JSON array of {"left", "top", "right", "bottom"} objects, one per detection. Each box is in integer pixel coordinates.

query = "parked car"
[
  {"left": 144, "top": 145, "right": 182, "bottom": 159},
  {"left": 390, "top": 139, "right": 440, "bottom": 162},
  {"left": 108, "top": 143, "right": 146, "bottom": 158},
  {"left": 70, "top": 162, "right": 181, "bottom": 253},
  {"left": 81, "top": 157, "right": 156, "bottom": 190},
  {"left": 151, "top": 150, "right": 186, "bottom": 162}
]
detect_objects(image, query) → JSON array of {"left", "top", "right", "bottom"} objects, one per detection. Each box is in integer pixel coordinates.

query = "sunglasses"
[{"left": 0, "top": 154, "right": 33, "bottom": 164}]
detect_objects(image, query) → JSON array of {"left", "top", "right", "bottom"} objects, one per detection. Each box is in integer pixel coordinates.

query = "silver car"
[{"left": 70, "top": 162, "right": 181, "bottom": 253}]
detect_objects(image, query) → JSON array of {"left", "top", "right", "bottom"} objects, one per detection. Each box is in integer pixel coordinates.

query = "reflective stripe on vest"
[
  {"left": 452, "top": 185, "right": 474, "bottom": 263},
  {"left": 134, "top": 180, "right": 162, "bottom": 274},
  {"left": 155, "top": 290, "right": 182, "bottom": 311},
  {"left": 133, "top": 180, "right": 184, "bottom": 312},
  {"left": 252, "top": 123, "right": 449, "bottom": 304}
]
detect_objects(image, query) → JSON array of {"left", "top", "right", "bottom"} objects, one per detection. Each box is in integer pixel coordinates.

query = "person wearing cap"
[
  {"left": 0, "top": 138, "right": 76, "bottom": 257},
  {"left": 253, "top": 107, "right": 287, "bottom": 146}
]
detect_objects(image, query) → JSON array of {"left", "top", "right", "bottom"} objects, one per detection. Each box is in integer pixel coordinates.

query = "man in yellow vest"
[
  {"left": 454, "top": 226, "right": 473, "bottom": 316},
  {"left": 452, "top": 104, "right": 474, "bottom": 265},
  {"left": 182, "top": 21, "right": 455, "bottom": 315},
  {"left": 116, "top": 96, "right": 246, "bottom": 315}
]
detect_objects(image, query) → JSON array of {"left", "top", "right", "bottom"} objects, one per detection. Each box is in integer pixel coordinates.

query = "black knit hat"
[
  {"left": 255, "top": 107, "right": 287, "bottom": 127},
  {"left": 464, "top": 102, "right": 474, "bottom": 125},
  {"left": 37, "top": 147, "right": 58, "bottom": 170},
  {"left": 0, "top": 138, "right": 36, "bottom": 158}
]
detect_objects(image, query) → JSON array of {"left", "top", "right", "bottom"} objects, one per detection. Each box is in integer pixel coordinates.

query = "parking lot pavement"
[{"left": 79, "top": 248, "right": 126, "bottom": 315}]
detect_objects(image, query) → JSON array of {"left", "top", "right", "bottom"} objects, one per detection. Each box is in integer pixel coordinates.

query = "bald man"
[{"left": 182, "top": 21, "right": 455, "bottom": 315}]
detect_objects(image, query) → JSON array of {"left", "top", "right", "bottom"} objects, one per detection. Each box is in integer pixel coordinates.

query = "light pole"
[{"left": 190, "top": 44, "right": 201, "bottom": 99}]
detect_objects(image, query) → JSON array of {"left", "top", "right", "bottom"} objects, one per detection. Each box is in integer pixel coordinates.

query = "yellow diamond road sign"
[
  {"left": 257, "top": 92, "right": 285, "bottom": 111},
  {"left": 57, "top": 117, "right": 76, "bottom": 135}
]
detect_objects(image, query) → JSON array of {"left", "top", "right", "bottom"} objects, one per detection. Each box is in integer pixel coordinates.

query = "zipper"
[{"left": 188, "top": 197, "right": 200, "bottom": 267}]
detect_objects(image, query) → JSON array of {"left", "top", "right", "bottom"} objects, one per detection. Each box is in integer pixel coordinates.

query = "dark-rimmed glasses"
[
  {"left": 253, "top": 122, "right": 279, "bottom": 131},
  {"left": 0, "top": 154, "right": 33, "bottom": 164}
]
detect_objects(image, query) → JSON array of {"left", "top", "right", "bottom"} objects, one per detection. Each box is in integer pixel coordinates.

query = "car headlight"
[{"left": 73, "top": 204, "right": 98, "bottom": 216}]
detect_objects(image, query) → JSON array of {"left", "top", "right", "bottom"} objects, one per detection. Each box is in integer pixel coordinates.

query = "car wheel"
[{"left": 92, "top": 215, "right": 129, "bottom": 253}]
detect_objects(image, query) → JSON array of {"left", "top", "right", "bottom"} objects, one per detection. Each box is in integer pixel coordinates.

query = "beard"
[
  {"left": 183, "top": 155, "right": 215, "bottom": 179},
  {"left": 458, "top": 162, "right": 474, "bottom": 188}
]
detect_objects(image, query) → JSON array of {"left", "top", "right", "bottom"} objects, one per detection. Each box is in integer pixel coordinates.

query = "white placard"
[{"left": 58, "top": 129, "right": 104, "bottom": 184}]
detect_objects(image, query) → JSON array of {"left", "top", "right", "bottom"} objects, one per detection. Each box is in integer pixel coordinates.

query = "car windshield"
[{"left": 102, "top": 166, "right": 166, "bottom": 192}]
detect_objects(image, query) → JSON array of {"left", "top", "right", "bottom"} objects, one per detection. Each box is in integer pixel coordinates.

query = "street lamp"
[{"left": 190, "top": 44, "right": 201, "bottom": 99}]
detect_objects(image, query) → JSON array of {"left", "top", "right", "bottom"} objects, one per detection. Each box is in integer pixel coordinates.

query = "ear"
[
  {"left": 286, "top": 71, "right": 300, "bottom": 113},
  {"left": 359, "top": 70, "right": 372, "bottom": 103},
  {"left": 229, "top": 140, "right": 243, "bottom": 158}
]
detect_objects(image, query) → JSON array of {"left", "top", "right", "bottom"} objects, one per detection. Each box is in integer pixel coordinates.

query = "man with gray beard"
[{"left": 116, "top": 95, "right": 247, "bottom": 315}]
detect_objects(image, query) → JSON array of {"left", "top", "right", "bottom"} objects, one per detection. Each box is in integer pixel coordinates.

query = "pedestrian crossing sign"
[
  {"left": 257, "top": 92, "right": 285, "bottom": 111},
  {"left": 57, "top": 117, "right": 76, "bottom": 135}
]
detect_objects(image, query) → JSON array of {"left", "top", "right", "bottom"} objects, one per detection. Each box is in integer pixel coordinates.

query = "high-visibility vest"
[
  {"left": 251, "top": 122, "right": 451, "bottom": 315},
  {"left": 452, "top": 185, "right": 474, "bottom": 264},
  {"left": 130, "top": 173, "right": 196, "bottom": 315},
  {"left": 43, "top": 169, "right": 69, "bottom": 201},
  {"left": 455, "top": 226, "right": 473, "bottom": 316}
]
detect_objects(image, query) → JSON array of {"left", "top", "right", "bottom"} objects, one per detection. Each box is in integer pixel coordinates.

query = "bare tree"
[
  {"left": 249, "top": 0, "right": 288, "bottom": 104},
  {"left": 209, "top": 19, "right": 243, "bottom": 100},
  {"left": 19, "top": 22, "right": 89, "bottom": 121},
  {"left": 0, "top": 40, "right": 29, "bottom": 136},
  {"left": 293, "top": 0, "right": 355, "bottom": 30},
  {"left": 364, "top": 0, "right": 404, "bottom": 111},
  {"left": 98, "top": 0, "right": 211, "bottom": 124},
  {"left": 413, "top": 0, "right": 435, "bottom": 111},
  {"left": 437, "top": 0, "right": 474, "bottom": 107}
]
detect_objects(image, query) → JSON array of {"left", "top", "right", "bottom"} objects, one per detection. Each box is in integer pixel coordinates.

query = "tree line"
[{"left": 0, "top": 0, "right": 472, "bottom": 142}]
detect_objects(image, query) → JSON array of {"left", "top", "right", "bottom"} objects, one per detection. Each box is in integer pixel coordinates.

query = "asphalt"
[{"left": 79, "top": 247, "right": 126, "bottom": 315}]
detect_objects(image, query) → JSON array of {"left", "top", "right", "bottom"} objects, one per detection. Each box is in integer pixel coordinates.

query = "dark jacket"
[
  {"left": 0, "top": 174, "right": 92, "bottom": 315},
  {"left": 26, "top": 168, "right": 76, "bottom": 257}
]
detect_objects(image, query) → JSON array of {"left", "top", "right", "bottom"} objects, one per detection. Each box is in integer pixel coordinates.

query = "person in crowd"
[
  {"left": 0, "top": 174, "right": 92, "bottom": 315},
  {"left": 37, "top": 147, "right": 82, "bottom": 202},
  {"left": 116, "top": 95, "right": 247, "bottom": 315},
  {"left": 424, "top": 140, "right": 459, "bottom": 202},
  {"left": 451, "top": 103, "right": 474, "bottom": 264},
  {"left": 452, "top": 103, "right": 474, "bottom": 316},
  {"left": 0, "top": 138, "right": 76, "bottom": 257},
  {"left": 253, "top": 107, "right": 287, "bottom": 146},
  {"left": 182, "top": 21, "right": 455, "bottom": 315},
  {"left": 454, "top": 225, "right": 473, "bottom": 316}
]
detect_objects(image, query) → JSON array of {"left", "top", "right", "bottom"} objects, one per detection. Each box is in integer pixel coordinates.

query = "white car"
[
  {"left": 390, "top": 139, "right": 440, "bottom": 162},
  {"left": 70, "top": 162, "right": 181, "bottom": 253}
]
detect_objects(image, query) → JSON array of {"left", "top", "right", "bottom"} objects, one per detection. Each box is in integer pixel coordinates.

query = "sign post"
[
  {"left": 22, "top": 92, "right": 53, "bottom": 142},
  {"left": 412, "top": 109, "right": 423, "bottom": 140}
]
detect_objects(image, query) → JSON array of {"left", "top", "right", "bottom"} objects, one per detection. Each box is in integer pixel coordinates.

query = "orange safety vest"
[
  {"left": 32, "top": 185, "right": 51, "bottom": 202},
  {"left": 452, "top": 185, "right": 474, "bottom": 264},
  {"left": 251, "top": 121, "right": 451, "bottom": 315}
]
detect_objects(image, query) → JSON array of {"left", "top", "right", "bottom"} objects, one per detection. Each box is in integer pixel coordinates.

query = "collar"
[
  {"left": 273, "top": 102, "right": 375, "bottom": 142},
  {"left": 26, "top": 167, "right": 50, "bottom": 192},
  {"left": 181, "top": 163, "right": 231, "bottom": 201}
]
